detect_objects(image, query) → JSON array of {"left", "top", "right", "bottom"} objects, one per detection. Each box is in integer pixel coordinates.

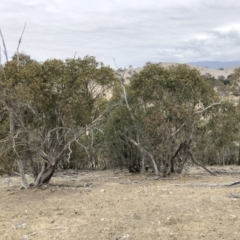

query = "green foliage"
[
  {"left": 0, "top": 53, "right": 117, "bottom": 182},
  {"left": 1, "top": 53, "right": 240, "bottom": 180},
  {"left": 230, "top": 67, "right": 240, "bottom": 96},
  {"left": 103, "top": 105, "right": 142, "bottom": 170},
  {"left": 195, "top": 101, "right": 240, "bottom": 165},
  {"left": 104, "top": 63, "right": 222, "bottom": 172}
]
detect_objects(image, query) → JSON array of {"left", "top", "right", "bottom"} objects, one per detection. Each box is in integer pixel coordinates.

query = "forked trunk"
[
  {"left": 34, "top": 162, "right": 56, "bottom": 186},
  {"left": 129, "top": 139, "right": 159, "bottom": 176}
]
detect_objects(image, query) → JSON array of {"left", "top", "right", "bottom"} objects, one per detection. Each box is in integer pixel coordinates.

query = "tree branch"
[
  {"left": 189, "top": 151, "right": 216, "bottom": 176},
  {"left": 129, "top": 138, "right": 159, "bottom": 176},
  {"left": 0, "top": 28, "right": 8, "bottom": 62},
  {"left": 193, "top": 100, "right": 222, "bottom": 115},
  {"left": 17, "top": 23, "right": 26, "bottom": 71}
]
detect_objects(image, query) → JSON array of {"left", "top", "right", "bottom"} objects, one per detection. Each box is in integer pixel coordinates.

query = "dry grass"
[{"left": 1, "top": 166, "right": 240, "bottom": 240}]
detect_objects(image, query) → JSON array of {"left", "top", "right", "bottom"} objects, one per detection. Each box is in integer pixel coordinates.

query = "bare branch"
[
  {"left": 0, "top": 45, "right": 2, "bottom": 66},
  {"left": 129, "top": 138, "right": 159, "bottom": 176},
  {"left": 0, "top": 28, "right": 8, "bottom": 62},
  {"left": 189, "top": 151, "right": 216, "bottom": 176},
  {"left": 76, "top": 140, "right": 90, "bottom": 158},
  {"left": 73, "top": 51, "right": 77, "bottom": 59},
  {"left": 89, "top": 128, "right": 94, "bottom": 149},
  {"left": 67, "top": 143, "right": 72, "bottom": 163},
  {"left": 171, "top": 122, "right": 186, "bottom": 137},
  {"left": 193, "top": 99, "right": 222, "bottom": 115},
  {"left": 17, "top": 23, "right": 26, "bottom": 70},
  {"left": 113, "top": 58, "right": 137, "bottom": 134}
]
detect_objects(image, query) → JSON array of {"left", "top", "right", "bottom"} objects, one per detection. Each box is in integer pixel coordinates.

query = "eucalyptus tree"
[
  {"left": 106, "top": 63, "right": 221, "bottom": 176},
  {"left": 195, "top": 101, "right": 239, "bottom": 165},
  {"left": 0, "top": 53, "right": 117, "bottom": 187}
]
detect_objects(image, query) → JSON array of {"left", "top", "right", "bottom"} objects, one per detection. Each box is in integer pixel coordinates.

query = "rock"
[{"left": 12, "top": 222, "right": 26, "bottom": 229}]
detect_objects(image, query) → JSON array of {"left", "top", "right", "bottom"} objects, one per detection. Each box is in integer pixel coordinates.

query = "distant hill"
[
  {"left": 113, "top": 62, "right": 240, "bottom": 102},
  {"left": 187, "top": 61, "right": 240, "bottom": 70},
  {"left": 121, "top": 62, "right": 238, "bottom": 82}
]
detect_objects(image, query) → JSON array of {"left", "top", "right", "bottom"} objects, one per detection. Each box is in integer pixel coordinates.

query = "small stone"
[
  {"left": 12, "top": 223, "right": 26, "bottom": 229},
  {"left": 23, "top": 235, "right": 30, "bottom": 240}
]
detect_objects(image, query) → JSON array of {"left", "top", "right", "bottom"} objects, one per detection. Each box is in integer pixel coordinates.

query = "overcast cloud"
[{"left": 0, "top": 0, "right": 240, "bottom": 68}]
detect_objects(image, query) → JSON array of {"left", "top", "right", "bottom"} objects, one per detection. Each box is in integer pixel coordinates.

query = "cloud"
[{"left": 0, "top": 0, "right": 240, "bottom": 68}]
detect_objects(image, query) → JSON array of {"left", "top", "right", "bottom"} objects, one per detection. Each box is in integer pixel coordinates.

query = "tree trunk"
[
  {"left": 221, "top": 147, "right": 225, "bottom": 166},
  {"left": 163, "top": 159, "right": 171, "bottom": 177},
  {"left": 140, "top": 156, "right": 146, "bottom": 173},
  {"left": 176, "top": 141, "right": 190, "bottom": 174},
  {"left": 34, "top": 162, "right": 56, "bottom": 186},
  {"left": 39, "top": 164, "right": 56, "bottom": 184},
  {"left": 170, "top": 158, "right": 175, "bottom": 173},
  {"left": 17, "top": 159, "right": 29, "bottom": 189},
  {"left": 129, "top": 139, "right": 159, "bottom": 175},
  {"left": 170, "top": 143, "right": 183, "bottom": 173},
  {"left": 10, "top": 111, "right": 29, "bottom": 188},
  {"left": 238, "top": 144, "right": 240, "bottom": 165}
]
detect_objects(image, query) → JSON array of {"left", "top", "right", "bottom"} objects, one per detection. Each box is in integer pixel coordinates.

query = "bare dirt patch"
[{"left": 1, "top": 166, "right": 240, "bottom": 240}]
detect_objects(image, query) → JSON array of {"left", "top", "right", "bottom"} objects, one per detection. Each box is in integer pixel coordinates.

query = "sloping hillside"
[
  {"left": 119, "top": 62, "right": 239, "bottom": 80},
  {"left": 188, "top": 61, "right": 240, "bottom": 70}
]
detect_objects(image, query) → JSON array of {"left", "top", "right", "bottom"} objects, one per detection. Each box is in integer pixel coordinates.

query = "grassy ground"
[{"left": 1, "top": 166, "right": 240, "bottom": 240}]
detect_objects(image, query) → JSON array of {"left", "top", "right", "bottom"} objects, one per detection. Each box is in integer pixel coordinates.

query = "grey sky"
[{"left": 0, "top": 0, "right": 240, "bottom": 68}]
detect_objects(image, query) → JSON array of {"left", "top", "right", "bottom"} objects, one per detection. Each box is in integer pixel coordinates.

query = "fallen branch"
[
  {"left": 50, "top": 226, "right": 68, "bottom": 230},
  {"left": 229, "top": 193, "right": 240, "bottom": 198},
  {"left": 226, "top": 181, "right": 240, "bottom": 187},
  {"left": 175, "top": 183, "right": 223, "bottom": 188}
]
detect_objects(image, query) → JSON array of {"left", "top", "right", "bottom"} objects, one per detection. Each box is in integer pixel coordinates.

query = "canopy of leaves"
[
  {"left": 0, "top": 53, "right": 117, "bottom": 180},
  {"left": 104, "top": 63, "right": 221, "bottom": 171}
]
